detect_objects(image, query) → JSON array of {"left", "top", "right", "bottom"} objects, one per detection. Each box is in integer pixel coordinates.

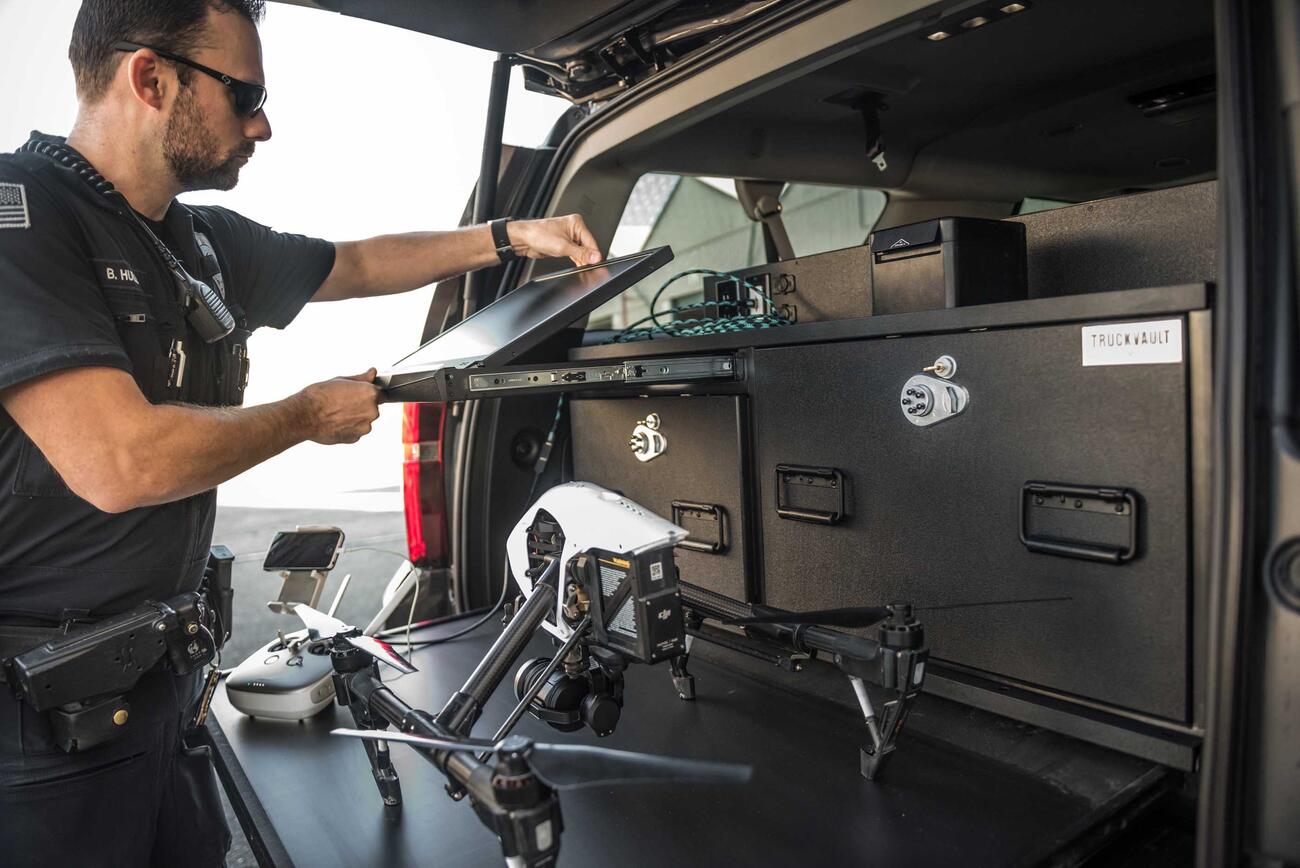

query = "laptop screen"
[{"left": 385, "top": 246, "right": 673, "bottom": 376}]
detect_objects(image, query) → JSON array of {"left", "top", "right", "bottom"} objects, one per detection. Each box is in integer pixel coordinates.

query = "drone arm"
[
  {"left": 679, "top": 581, "right": 883, "bottom": 664},
  {"left": 436, "top": 559, "right": 561, "bottom": 736},
  {"left": 678, "top": 580, "right": 927, "bottom": 781}
]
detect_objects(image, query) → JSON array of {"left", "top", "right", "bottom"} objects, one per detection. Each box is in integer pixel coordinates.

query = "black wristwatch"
[{"left": 489, "top": 217, "right": 517, "bottom": 264}]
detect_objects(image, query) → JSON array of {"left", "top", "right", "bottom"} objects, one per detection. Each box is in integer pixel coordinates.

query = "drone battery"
[
  {"left": 575, "top": 546, "right": 685, "bottom": 664},
  {"left": 868, "top": 217, "right": 1027, "bottom": 315}
]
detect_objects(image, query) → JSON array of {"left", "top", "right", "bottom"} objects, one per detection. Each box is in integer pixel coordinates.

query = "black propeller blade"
[
  {"left": 290, "top": 603, "right": 418, "bottom": 674},
  {"left": 723, "top": 605, "right": 893, "bottom": 629},
  {"left": 331, "top": 729, "right": 752, "bottom": 791}
]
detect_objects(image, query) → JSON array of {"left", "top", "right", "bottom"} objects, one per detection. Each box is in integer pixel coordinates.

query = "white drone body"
[{"left": 506, "top": 482, "right": 689, "bottom": 641}]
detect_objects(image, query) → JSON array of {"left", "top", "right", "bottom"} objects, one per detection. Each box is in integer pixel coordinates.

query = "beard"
[{"left": 162, "top": 85, "right": 254, "bottom": 192}]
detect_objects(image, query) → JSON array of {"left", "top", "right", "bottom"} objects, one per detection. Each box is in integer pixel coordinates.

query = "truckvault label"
[{"left": 1081, "top": 318, "right": 1183, "bottom": 367}]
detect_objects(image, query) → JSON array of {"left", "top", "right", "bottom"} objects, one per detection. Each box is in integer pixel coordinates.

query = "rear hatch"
[{"left": 283, "top": 0, "right": 793, "bottom": 102}]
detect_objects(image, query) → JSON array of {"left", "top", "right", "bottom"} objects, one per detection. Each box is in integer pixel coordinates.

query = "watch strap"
[{"left": 489, "top": 218, "right": 517, "bottom": 264}]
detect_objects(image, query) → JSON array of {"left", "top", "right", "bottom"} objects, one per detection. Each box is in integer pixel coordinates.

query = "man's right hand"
[{"left": 298, "top": 368, "right": 382, "bottom": 445}]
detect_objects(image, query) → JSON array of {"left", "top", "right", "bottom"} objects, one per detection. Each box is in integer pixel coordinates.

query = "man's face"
[{"left": 162, "top": 8, "right": 271, "bottom": 192}]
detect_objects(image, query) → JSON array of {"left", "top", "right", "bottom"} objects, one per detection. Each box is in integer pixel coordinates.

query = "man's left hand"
[{"left": 507, "top": 214, "right": 604, "bottom": 267}]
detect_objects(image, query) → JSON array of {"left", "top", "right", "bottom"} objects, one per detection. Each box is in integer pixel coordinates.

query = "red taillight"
[{"left": 401, "top": 402, "right": 449, "bottom": 567}]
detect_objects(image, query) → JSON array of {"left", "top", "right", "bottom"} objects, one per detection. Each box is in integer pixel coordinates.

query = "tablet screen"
[{"left": 387, "top": 246, "right": 673, "bottom": 374}]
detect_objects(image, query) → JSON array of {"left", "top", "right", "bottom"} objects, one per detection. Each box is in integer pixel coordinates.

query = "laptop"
[{"left": 378, "top": 246, "right": 675, "bottom": 402}]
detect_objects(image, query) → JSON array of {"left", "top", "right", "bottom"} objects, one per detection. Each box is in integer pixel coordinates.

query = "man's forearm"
[
  {"left": 313, "top": 214, "right": 603, "bottom": 303},
  {"left": 3, "top": 366, "right": 381, "bottom": 514},
  {"left": 120, "top": 396, "right": 314, "bottom": 509},
  {"left": 315, "top": 225, "right": 501, "bottom": 302}
]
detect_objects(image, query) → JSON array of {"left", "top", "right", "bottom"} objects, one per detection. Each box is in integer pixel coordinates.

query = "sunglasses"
[{"left": 113, "top": 40, "right": 268, "bottom": 117}]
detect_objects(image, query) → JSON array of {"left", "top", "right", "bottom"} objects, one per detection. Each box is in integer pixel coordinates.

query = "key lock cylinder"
[
  {"left": 900, "top": 355, "right": 969, "bottom": 427},
  {"left": 628, "top": 413, "right": 668, "bottom": 462}
]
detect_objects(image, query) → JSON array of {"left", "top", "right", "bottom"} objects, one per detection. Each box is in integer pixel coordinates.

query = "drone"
[{"left": 292, "top": 482, "right": 929, "bottom": 865}]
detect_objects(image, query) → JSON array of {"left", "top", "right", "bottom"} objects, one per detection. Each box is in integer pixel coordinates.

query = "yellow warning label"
[{"left": 600, "top": 556, "right": 632, "bottom": 569}]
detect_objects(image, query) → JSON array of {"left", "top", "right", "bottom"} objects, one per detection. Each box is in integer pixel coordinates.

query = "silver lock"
[
  {"left": 901, "top": 366, "right": 969, "bottom": 428},
  {"left": 629, "top": 413, "right": 667, "bottom": 462},
  {"left": 923, "top": 355, "right": 957, "bottom": 379}
]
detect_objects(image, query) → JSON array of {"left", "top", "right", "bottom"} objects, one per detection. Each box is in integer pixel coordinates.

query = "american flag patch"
[{"left": 0, "top": 182, "right": 31, "bottom": 229}]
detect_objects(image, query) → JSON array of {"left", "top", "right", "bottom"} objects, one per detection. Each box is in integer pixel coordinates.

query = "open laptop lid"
[{"left": 379, "top": 245, "right": 673, "bottom": 392}]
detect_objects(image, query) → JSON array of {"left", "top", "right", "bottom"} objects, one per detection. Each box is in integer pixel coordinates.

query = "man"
[{"left": 0, "top": 1, "right": 602, "bottom": 864}]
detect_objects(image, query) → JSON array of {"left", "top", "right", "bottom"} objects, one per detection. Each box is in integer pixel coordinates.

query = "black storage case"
[
  {"left": 570, "top": 395, "right": 751, "bottom": 602},
  {"left": 869, "top": 217, "right": 1027, "bottom": 314},
  {"left": 748, "top": 312, "right": 1201, "bottom": 722},
  {"left": 562, "top": 283, "right": 1209, "bottom": 756}
]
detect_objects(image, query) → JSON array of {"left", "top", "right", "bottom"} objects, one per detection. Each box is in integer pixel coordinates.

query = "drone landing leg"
[
  {"left": 669, "top": 651, "right": 695, "bottom": 701},
  {"left": 839, "top": 613, "right": 926, "bottom": 781},
  {"left": 848, "top": 675, "right": 897, "bottom": 781},
  {"left": 332, "top": 649, "right": 402, "bottom": 808}
]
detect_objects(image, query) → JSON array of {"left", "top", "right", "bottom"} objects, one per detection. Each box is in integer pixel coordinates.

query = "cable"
[
  {"left": 341, "top": 546, "right": 424, "bottom": 652},
  {"left": 609, "top": 267, "right": 793, "bottom": 343},
  {"left": 403, "top": 570, "right": 420, "bottom": 652},
  {"left": 406, "top": 395, "right": 568, "bottom": 647}
]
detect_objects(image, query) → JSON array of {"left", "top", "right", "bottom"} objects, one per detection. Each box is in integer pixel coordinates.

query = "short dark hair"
[{"left": 69, "top": 0, "right": 266, "bottom": 102}]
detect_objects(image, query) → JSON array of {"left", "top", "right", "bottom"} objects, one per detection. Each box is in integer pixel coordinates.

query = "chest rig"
[{"left": 17, "top": 137, "right": 251, "bottom": 410}]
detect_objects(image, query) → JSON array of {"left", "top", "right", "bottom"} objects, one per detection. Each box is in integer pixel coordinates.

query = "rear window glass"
[{"left": 588, "top": 174, "right": 884, "bottom": 333}]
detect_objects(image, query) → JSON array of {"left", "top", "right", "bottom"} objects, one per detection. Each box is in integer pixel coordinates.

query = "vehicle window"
[
  {"left": 780, "top": 182, "right": 886, "bottom": 257},
  {"left": 589, "top": 175, "right": 884, "bottom": 333},
  {"left": 589, "top": 174, "right": 761, "bottom": 332}
]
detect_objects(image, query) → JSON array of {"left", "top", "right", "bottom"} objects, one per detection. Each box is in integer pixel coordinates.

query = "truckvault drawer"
[
  {"left": 750, "top": 314, "right": 1203, "bottom": 721},
  {"left": 571, "top": 395, "right": 750, "bottom": 602}
]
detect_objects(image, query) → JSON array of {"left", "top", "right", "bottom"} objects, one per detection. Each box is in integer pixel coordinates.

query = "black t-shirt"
[{"left": 0, "top": 136, "right": 335, "bottom": 620}]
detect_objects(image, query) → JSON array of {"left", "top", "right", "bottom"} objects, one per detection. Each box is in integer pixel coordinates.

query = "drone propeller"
[
  {"left": 332, "top": 729, "right": 752, "bottom": 791},
  {"left": 724, "top": 605, "right": 893, "bottom": 629},
  {"left": 722, "top": 596, "right": 1075, "bottom": 630},
  {"left": 290, "top": 603, "right": 417, "bottom": 674}
]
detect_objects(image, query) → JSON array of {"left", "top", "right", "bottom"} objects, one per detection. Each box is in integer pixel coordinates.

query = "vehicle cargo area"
[{"left": 464, "top": 0, "right": 1217, "bottom": 862}]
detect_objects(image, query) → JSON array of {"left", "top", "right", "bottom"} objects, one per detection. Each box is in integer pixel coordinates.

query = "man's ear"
[{"left": 123, "top": 50, "right": 169, "bottom": 112}]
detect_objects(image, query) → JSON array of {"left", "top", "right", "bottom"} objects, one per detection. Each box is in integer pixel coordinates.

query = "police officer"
[{"left": 0, "top": 1, "right": 602, "bottom": 864}]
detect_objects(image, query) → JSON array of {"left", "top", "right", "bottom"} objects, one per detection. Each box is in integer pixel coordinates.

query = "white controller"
[{"left": 226, "top": 560, "right": 421, "bottom": 720}]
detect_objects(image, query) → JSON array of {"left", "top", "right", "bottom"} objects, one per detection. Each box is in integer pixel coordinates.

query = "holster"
[
  {"left": 1, "top": 624, "right": 133, "bottom": 753},
  {"left": 0, "top": 625, "right": 61, "bottom": 684}
]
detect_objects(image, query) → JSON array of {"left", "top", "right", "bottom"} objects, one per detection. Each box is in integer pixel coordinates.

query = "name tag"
[{"left": 93, "top": 258, "right": 146, "bottom": 290}]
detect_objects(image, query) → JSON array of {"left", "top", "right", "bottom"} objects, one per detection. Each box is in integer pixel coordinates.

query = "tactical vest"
[
  {"left": 0, "top": 135, "right": 249, "bottom": 621},
  {"left": 15, "top": 136, "right": 251, "bottom": 412}
]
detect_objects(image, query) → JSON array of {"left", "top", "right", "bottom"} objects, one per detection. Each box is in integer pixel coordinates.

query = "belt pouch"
[{"left": 48, "top": 693, "right": 133, "bottom": 752}]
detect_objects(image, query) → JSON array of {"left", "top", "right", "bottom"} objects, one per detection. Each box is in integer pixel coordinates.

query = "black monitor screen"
[{"left": 386, "top": 246, "right": 672, "bottom": 375}]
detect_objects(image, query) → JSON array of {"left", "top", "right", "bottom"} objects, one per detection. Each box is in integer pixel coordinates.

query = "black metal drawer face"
[
  {"left": 571, "top": 395, "right": 750, "bottom": 602},
  {"left": 750, "top": 318, "right": 1193, "bottom": 721}
]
